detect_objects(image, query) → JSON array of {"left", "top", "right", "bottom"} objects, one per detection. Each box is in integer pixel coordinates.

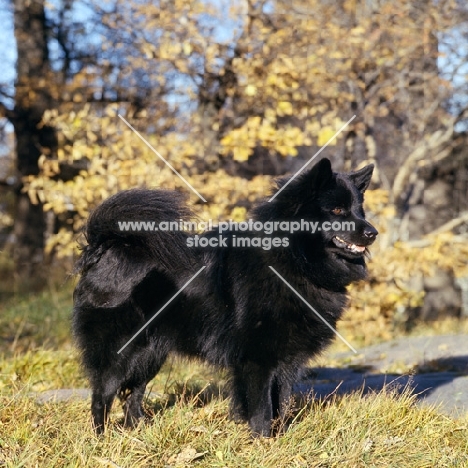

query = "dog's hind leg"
[
  {"left": 119, "top": 345, "right": 169, "bottom": 429},
  {"left": 120, "top": 381, "right": 149, "bottom": 429},
  {"left": 91, "top": 383, "right": 119, "bottom": 435}
]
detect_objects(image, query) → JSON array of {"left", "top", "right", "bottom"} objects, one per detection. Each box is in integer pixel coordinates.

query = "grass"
[{"left": 1, "top": 287, "right": 468, "bottom": 467}]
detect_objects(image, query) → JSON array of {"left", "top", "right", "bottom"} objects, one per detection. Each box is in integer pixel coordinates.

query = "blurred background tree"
[{"left": 0, "top": 0, "right": 467, "bottom": 336}]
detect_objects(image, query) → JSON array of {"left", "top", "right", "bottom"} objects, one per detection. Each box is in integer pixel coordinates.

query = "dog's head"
[
  {"left": 312, "top": 158, "right": 378, "bottom": 260},
  {"left": 263, "top": 158, "right": 378, "bottom": 261}
]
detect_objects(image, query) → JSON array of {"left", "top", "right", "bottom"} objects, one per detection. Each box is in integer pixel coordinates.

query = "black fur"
[{"left": 72, "top": 157, "right": 378, "bottom": 436}]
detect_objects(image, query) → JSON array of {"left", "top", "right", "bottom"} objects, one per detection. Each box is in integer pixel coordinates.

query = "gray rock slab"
[
  {"left": 296, "top": 335, "right": 468, "bottom": 417},
  {"left": 35, "top": 388, "right": 91, "bottom": 404},
  {"left": 336, "top": 334, "right": 468, "bottom": 373}
]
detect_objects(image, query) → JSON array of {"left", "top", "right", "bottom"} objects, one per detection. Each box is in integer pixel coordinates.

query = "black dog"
[{"left": 72, "top": 157, "right": 377, "bottom": 436}]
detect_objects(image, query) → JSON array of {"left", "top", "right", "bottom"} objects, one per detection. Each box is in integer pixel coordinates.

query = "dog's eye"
[{"left": 331, "top": 208, "right": 343, "bottom": 215}]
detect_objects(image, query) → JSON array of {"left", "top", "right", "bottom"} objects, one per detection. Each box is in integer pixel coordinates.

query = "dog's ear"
[
  {"left": 307, "top": 157, "right": 333, "bottom": 190},
  {"left": 349, "top": 164, "right": 374, "bottom": 193}
]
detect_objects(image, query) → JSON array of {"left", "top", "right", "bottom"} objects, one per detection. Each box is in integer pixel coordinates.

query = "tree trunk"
[{"left": 12, "top": 0, "right": 55, "bottom": 287}]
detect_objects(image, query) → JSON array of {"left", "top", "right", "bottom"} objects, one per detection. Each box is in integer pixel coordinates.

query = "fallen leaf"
[{"left": 167, "top": 446, "right": 207, "bottom": 465}]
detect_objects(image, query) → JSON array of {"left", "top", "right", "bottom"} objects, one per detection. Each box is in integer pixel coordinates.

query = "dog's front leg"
[
  {"left": 242, "top": 362, "right": 275, "bottom": 437},
  {"left": 270, "top": 365, "right": 298, "bottom": 434}
]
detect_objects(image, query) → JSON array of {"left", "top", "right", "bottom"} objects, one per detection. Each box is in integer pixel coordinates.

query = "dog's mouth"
[{"left": 332, "top": 236, "right": 366, "bottom": 255}]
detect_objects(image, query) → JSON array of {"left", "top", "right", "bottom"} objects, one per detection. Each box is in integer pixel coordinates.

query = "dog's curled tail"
[{"left": 74, "top": 189, "right": 196, "bottom": 308}]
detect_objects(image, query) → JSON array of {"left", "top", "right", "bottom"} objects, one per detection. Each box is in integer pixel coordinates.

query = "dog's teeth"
[{"left": 334, "top": 236, "right": 365, "bottom": 253}]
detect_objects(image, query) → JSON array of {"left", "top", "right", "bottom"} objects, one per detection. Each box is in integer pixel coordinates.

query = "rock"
[{"left": 296, "top": 335, "right": 468, "bottom": 417}]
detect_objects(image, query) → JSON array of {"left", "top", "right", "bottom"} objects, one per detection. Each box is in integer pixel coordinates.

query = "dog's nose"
[{"left": 363, "top": 226, "right": 378, "bottom": 239}]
